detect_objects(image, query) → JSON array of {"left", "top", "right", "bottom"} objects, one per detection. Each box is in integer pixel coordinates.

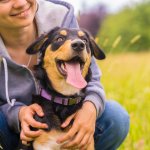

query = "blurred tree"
[
  {"left": 78, "top": 4, "right": 107, "bottom": 37},
  {"left": 99, "top": 0, "right": 150, "bottom": 52}
]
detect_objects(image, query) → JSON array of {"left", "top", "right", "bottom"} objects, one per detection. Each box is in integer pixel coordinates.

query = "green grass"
[{"left": 97, "top": 52, "right": 150, "bottom": 150}]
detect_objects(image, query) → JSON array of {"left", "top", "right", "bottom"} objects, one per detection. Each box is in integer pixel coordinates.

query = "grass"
[{"left": 97, "top": 52, "right": 150, "bottom": 150}]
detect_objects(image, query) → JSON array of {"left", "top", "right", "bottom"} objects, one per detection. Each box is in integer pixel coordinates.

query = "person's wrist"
[
  {"left": 19, "top": 106, "right": 27, "bottom": 121},
  {"left": 83, "top": 101, "right": 97, "bottom": 117}
]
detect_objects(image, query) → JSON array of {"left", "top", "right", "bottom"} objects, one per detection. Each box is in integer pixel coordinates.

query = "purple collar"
[{"left": 40, "top": 88, "right": 82, "bottom": 106}]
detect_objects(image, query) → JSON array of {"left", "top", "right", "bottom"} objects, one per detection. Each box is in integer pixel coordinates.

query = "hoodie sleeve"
[
  {"left": 0, "top": 57, "right": 23, "bottom": 133},
  {"left": 84, "top": 58, "right": 106, "bottom": 117},
  {"left": 62, "top": 3, "right": 106, "bottom": 117},
  {"left": 0, "top": 102, "right": 25, "bottom": 133},
  {"left": 0, "top": 57, "right": 35, "bottom": 134}
]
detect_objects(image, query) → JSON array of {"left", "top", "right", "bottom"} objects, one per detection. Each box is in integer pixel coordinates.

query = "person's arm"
[
  {"left": 62, "top": 3, "right": 106, "bottom": 117},
  {"left": 0, "top": 57, "right": 47, "bottom": 137},
  {"left": 0, "top": 101, "right": 25, "bottom": 133},
  {"left": 57, "top": 3, "right": 106, "bottom": 149},
  {"left": 18, "top": 103, "right": 48, "bottom": 145},
  {"left": 0, "top": 57, "right": 27, "bottom": 133},
  {"left": 0, "top": 100, "right": 48, "bottom": 144},
  {"left": 84, "top": 57, "right": 106, "bottom": 117}
]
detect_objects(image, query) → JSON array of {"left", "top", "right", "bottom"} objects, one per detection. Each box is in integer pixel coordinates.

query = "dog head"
[{"left": 26, "top": 27, "right": 105, "bottom": 96}]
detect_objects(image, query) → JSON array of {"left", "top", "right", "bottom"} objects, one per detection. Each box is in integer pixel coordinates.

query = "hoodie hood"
[
  {"left": 0, "top": 0, "right": 77, "bottom": 59},
  {"left": 0, "top": 37, "right": 10, "bottom": 58}
]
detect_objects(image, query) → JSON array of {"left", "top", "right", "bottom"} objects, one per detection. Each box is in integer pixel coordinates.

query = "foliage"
[
  {"left": 97, "top": 52, "right": 150, "bottom": 150},
  {"left": 78, "top": 5, "right": 107, "bottom": 37},
  {"left": 99, "top": 1, "right": 150, "bottom": 52}
]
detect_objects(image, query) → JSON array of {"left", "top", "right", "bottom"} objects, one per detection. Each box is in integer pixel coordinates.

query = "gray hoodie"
[{"left": 0, "top": 0, "right": 106, "bottom": 133}]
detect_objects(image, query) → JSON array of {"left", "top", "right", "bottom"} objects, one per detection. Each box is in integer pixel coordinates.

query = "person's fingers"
[
  {"left": 61, "top": 130, "right": 85, "bottom": 148},
  {"left": 61, "top": 113, "right": 76, "bottom": 128},
  {"left": 25, "top": 116, "right": 48, "bottom": 129},
  {"left": 57, "top": 123, "right": 78, "bottom": 144},
  {"left": 78, "top": 134, "right": 91, "bottom": 149},
  {"left": 85, "top": 135, "right": 94, "bottom": 150},
  {"left": 21, "top": 122, "right": 42, "bottom": 138},
  {"left": 20, "top": 130, "right": 33, "bottom": 142},
  {"left": 23, "top": 129, "right": 42, "bottom": 138},
  {"left": 31, "top": 103, "right": 44, "bottom": 117},
  {"left": 87, "top": 134, "right": 93, "bottom": 145},
  {"left": 22, "top": 140, "right": 30, "bottom": 146}
]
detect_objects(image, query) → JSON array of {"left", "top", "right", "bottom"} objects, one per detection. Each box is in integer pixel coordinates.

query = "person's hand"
[
  {"left": 19, "top": 104, "right": 48, "bottom": 145},
  {"left": 57, "top": 101, "right": 97, "bottom": 149}
]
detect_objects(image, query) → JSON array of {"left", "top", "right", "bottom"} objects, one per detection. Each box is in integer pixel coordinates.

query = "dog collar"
[{"left": 40, "top": 88, "right": 82, "bottom": 106}]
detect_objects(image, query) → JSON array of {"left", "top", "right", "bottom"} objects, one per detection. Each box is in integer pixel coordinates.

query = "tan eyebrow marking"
[
  {"left": 60, "top": 30, "right": 67, "bottom": 36},
  {"left": 78, "top": 31, "right": 85, "bottom": 37}
]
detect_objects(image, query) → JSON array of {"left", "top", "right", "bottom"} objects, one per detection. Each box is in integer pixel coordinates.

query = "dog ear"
[
  {"left": 26, "top": 27, "right": 60, "bottom": 54},
  {"left": 83, "top": 29, "right": 105, "bottom": 60},
  {"left": 89, "top": 37, "right": 105, "bottom": 60},
  {"left": 26, "top": 35, "right": 49, "bottom": 54}
]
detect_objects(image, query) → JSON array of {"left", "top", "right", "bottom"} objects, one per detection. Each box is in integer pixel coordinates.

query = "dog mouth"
[
  {"left": 56, "top": 56, "right": 85, "bottom": 76},
  {"left": 56, "top": 56, "right": 87, "bottom": 89}
]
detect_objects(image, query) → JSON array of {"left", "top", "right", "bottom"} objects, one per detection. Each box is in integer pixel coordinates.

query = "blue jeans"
[
  {"left": 0, "top": 112, "right": 19, "bottom": 150},
  {"left": 0, "top": 101, "right": 129, "bottom": 150},
  {"left": 94, "top": 101, "right": 129, "bottom": 150}
]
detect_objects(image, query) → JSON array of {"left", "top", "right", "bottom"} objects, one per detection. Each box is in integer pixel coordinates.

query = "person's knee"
[
  {"left": 104, "top": 101, "right": 130, "bottom": 144},
  {"left": 0, "top": 111, "right": 19, "bottom": 150},
  {"left": 0, "top": 111, "right": 7, "bottom": 130},
  {"left": 0, "top": 111, "right": 7, "bottom": 147},
  {"left": 95, "top": 100, "right": 130, "bottom": 149}
]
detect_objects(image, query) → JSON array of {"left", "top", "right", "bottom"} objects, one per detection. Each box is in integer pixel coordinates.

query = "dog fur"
[{"left": 20, "top": 27, "right": 105, "bottom": 150}]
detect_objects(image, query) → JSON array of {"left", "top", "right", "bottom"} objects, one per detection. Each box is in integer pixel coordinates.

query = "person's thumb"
[
  {"left": 61, "top": 113, "right": 76, "bottom": 128},
  {"left": 31, "top": 103, "right": 44, "bottom": 117}
]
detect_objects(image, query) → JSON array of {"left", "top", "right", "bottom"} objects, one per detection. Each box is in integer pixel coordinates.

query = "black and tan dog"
[{"left": 25, "top": 27, "right": 105, "bottom": 150}]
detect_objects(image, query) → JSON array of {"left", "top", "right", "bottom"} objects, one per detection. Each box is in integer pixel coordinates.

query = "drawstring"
[{"left": 2, "top": 58, "right": 16, "bottom": 106}]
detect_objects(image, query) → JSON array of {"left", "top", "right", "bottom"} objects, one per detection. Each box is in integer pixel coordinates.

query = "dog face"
[{"left": 27, "top": 27, "right": 105, "bottom": 96}]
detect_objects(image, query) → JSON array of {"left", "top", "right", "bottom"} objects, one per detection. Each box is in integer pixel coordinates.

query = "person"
[{"left": 0, "top": 0, "right": 129, "bottom": 150}]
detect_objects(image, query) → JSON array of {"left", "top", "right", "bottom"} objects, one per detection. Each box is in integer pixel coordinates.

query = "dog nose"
[{"left": 71, "top": 40, "right": 85, "bottom": 52}]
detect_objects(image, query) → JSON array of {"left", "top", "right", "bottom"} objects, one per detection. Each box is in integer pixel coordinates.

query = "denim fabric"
[
  {"left": 0, "top": 101, "right": 129, "bottom": 150},
  {"left": 94, "top": 101, "right": 130, "bottom": 150},
  {"left": 0, "top": 112, "right": 19, "bottom": 150}
]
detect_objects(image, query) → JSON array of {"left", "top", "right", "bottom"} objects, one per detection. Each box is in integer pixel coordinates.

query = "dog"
[{"left": 23, "top": 27, "right": 105, "bottom": 150}]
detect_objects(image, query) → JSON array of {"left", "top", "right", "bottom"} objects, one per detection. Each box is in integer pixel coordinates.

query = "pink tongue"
[{"left": 65, "top": 62, "right": 87, "bottom": 89}]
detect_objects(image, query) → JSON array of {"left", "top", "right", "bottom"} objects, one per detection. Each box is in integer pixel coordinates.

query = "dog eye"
[
  {"left": 82, "top": 38, "right": 88, "bottom": 43},
  {"left": 56, "top": 37, "right": 64, "bottom": 42}
]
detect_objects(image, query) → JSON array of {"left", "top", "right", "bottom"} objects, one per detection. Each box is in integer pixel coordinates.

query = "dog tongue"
[{"left": 65, "top": 62, "right": 87, "bottom": 89}]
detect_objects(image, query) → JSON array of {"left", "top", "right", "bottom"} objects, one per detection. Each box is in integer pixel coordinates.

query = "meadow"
[{"left": 97, "top": 52, "right": 150, "bottom": 150}]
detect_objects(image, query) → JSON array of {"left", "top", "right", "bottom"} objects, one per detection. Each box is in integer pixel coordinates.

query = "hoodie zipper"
[{"left": 22, "top": 65, "right": 39, "bottom": 94}]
